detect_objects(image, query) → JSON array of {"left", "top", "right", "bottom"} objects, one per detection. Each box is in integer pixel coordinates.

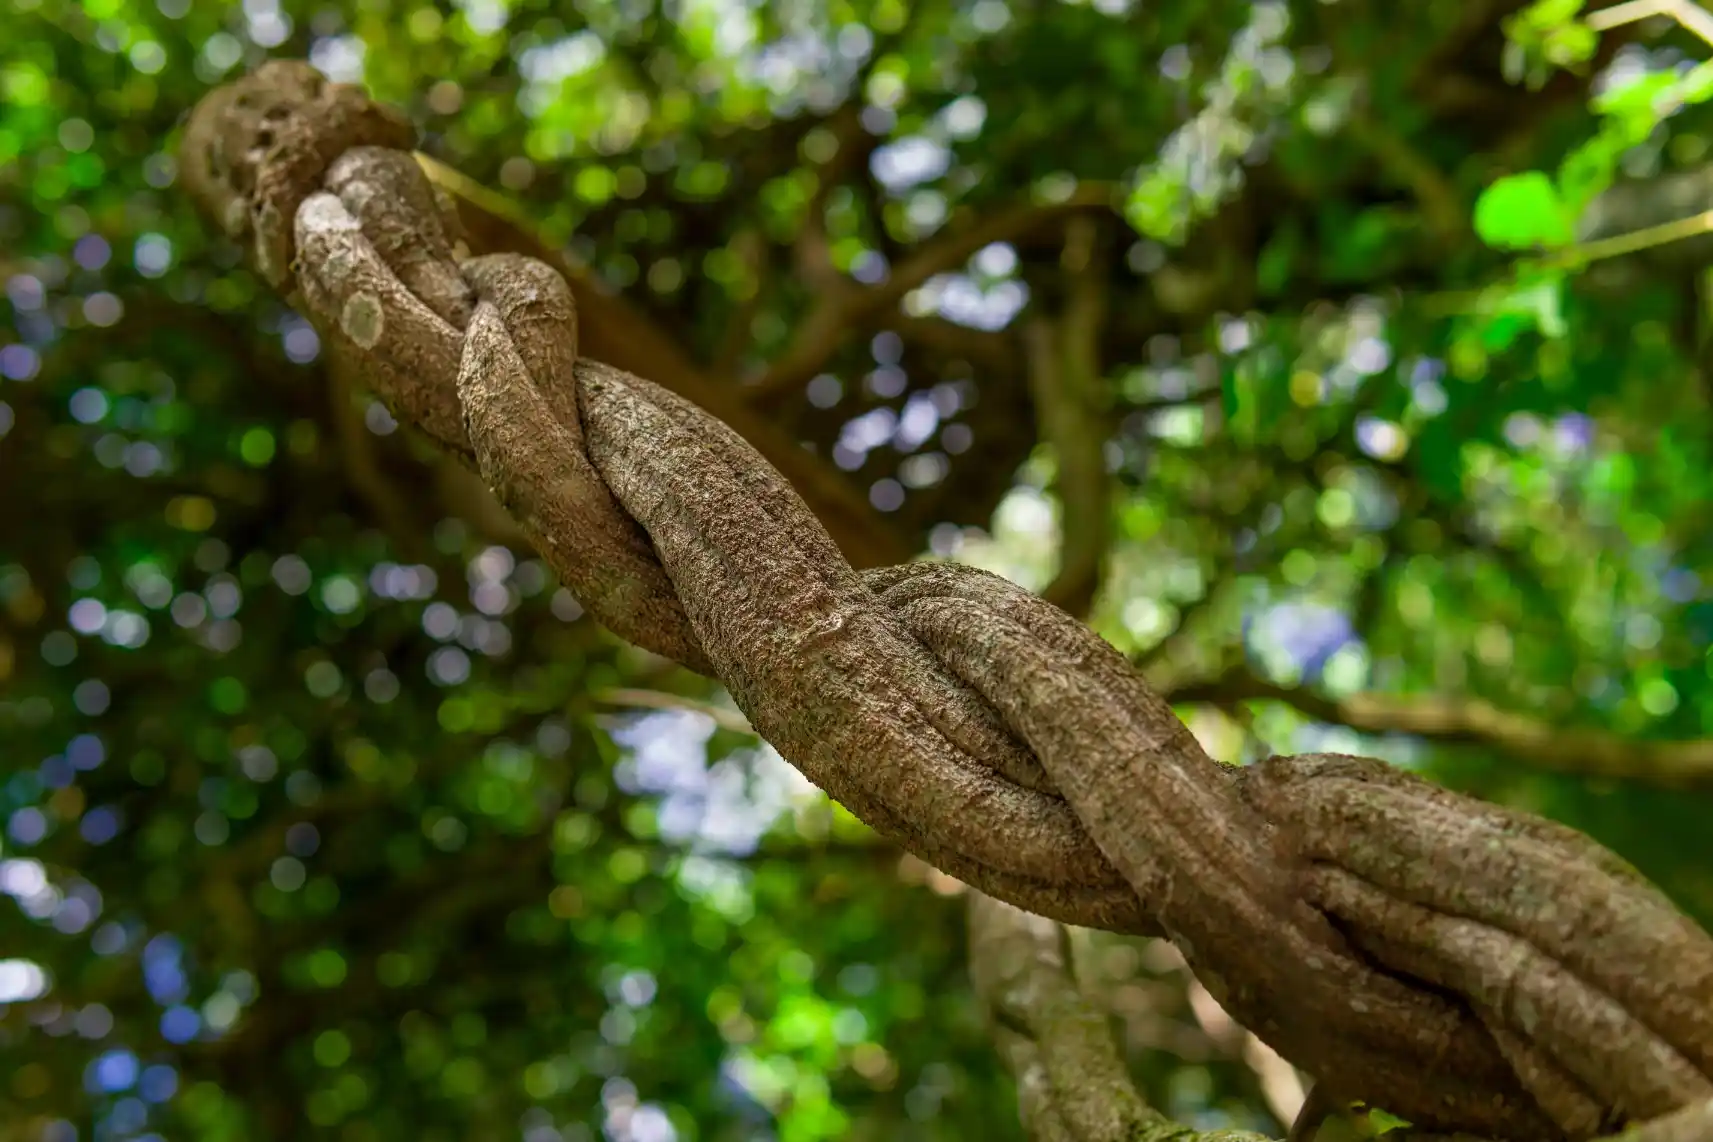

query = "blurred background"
[{"left": 5, "top": 0, "right": 1713, "bottom": 1138}]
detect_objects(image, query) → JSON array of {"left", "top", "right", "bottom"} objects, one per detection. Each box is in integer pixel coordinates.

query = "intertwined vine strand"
[{"left": 179, "top": 60, "right": 1713, "bottom": 1140}]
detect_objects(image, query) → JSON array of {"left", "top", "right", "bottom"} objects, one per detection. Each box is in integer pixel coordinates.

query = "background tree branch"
[{"left": 1169, "top": 670, "right": 1713, "bottom": 790}]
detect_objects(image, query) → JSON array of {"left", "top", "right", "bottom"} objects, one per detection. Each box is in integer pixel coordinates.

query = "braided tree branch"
[
  {"left": 414, "top": 151, "right": 913, "bottom": 569},
  {"left": 178, "top": 61, "right": 1713, "bottom": 1142}
]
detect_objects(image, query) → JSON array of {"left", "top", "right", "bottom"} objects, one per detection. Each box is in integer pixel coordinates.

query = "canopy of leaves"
[{"left": 4, "top": 0, "right": 1713, "bottom": 1140}]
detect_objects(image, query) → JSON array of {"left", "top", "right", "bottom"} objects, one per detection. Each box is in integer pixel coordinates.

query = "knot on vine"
[
  {"left": 182, "top": 60, "right": 416, "bottom": 291},
  {"left": 179, "top": 61, "right": 1713, "bottom": 1142}
]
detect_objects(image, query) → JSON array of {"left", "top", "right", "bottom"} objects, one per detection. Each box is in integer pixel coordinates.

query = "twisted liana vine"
[{"left": 177, "top": 61, "right": 1713, "bottom": 1141}]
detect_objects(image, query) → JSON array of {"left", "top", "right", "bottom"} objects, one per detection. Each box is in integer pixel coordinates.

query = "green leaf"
[
  {"left": 1368, "top": 1108, "right": 1414, "bottom": 1135},
  {"left": 1478, "top": 273, "right": 1568, "bottom": 341},
  {"left": 1680, "top": 60, "right": 1713, "bottom": 106},
  {"left": 1557, "top": 129, "right": 1626, "bottom": 212},
  {"left": 1591, "top": 68, "right": 1679, "bottom": 120},
  {"left": 1515, "top": 0, "right": 1586, "bottom": 30},
  {"left": 1473, "top": 172, "right": 1574, "bottom": 250}
]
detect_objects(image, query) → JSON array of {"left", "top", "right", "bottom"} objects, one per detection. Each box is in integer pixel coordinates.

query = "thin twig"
[
  {"left": 1562, "top": 206, "right": 1713, "bottom": 264},
  {"left": 1588, "top": 0, "right": 1713, "bottom": 48},
  {"left": 592, "top": 687, "right": 757, "bottom": 736},
  {"left": 1167, "top": 668, "right": 1713, "bottom": 789}
]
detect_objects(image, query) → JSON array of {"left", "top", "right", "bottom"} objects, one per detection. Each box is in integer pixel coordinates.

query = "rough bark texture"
[
  {"left": 180, "top": 61, "right": 910, "bottom": 570},
  {"left": 967, "top": 893, "right": 1274, "bottom": 1142},
  {"left": 177, "top": 61, "right": 1713, "bottom": 1142}
]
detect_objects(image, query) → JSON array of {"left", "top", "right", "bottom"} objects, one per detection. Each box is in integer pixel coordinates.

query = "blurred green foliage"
[{"left": 5, "top": 0, "right": 1713, "bottom": 1140}]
